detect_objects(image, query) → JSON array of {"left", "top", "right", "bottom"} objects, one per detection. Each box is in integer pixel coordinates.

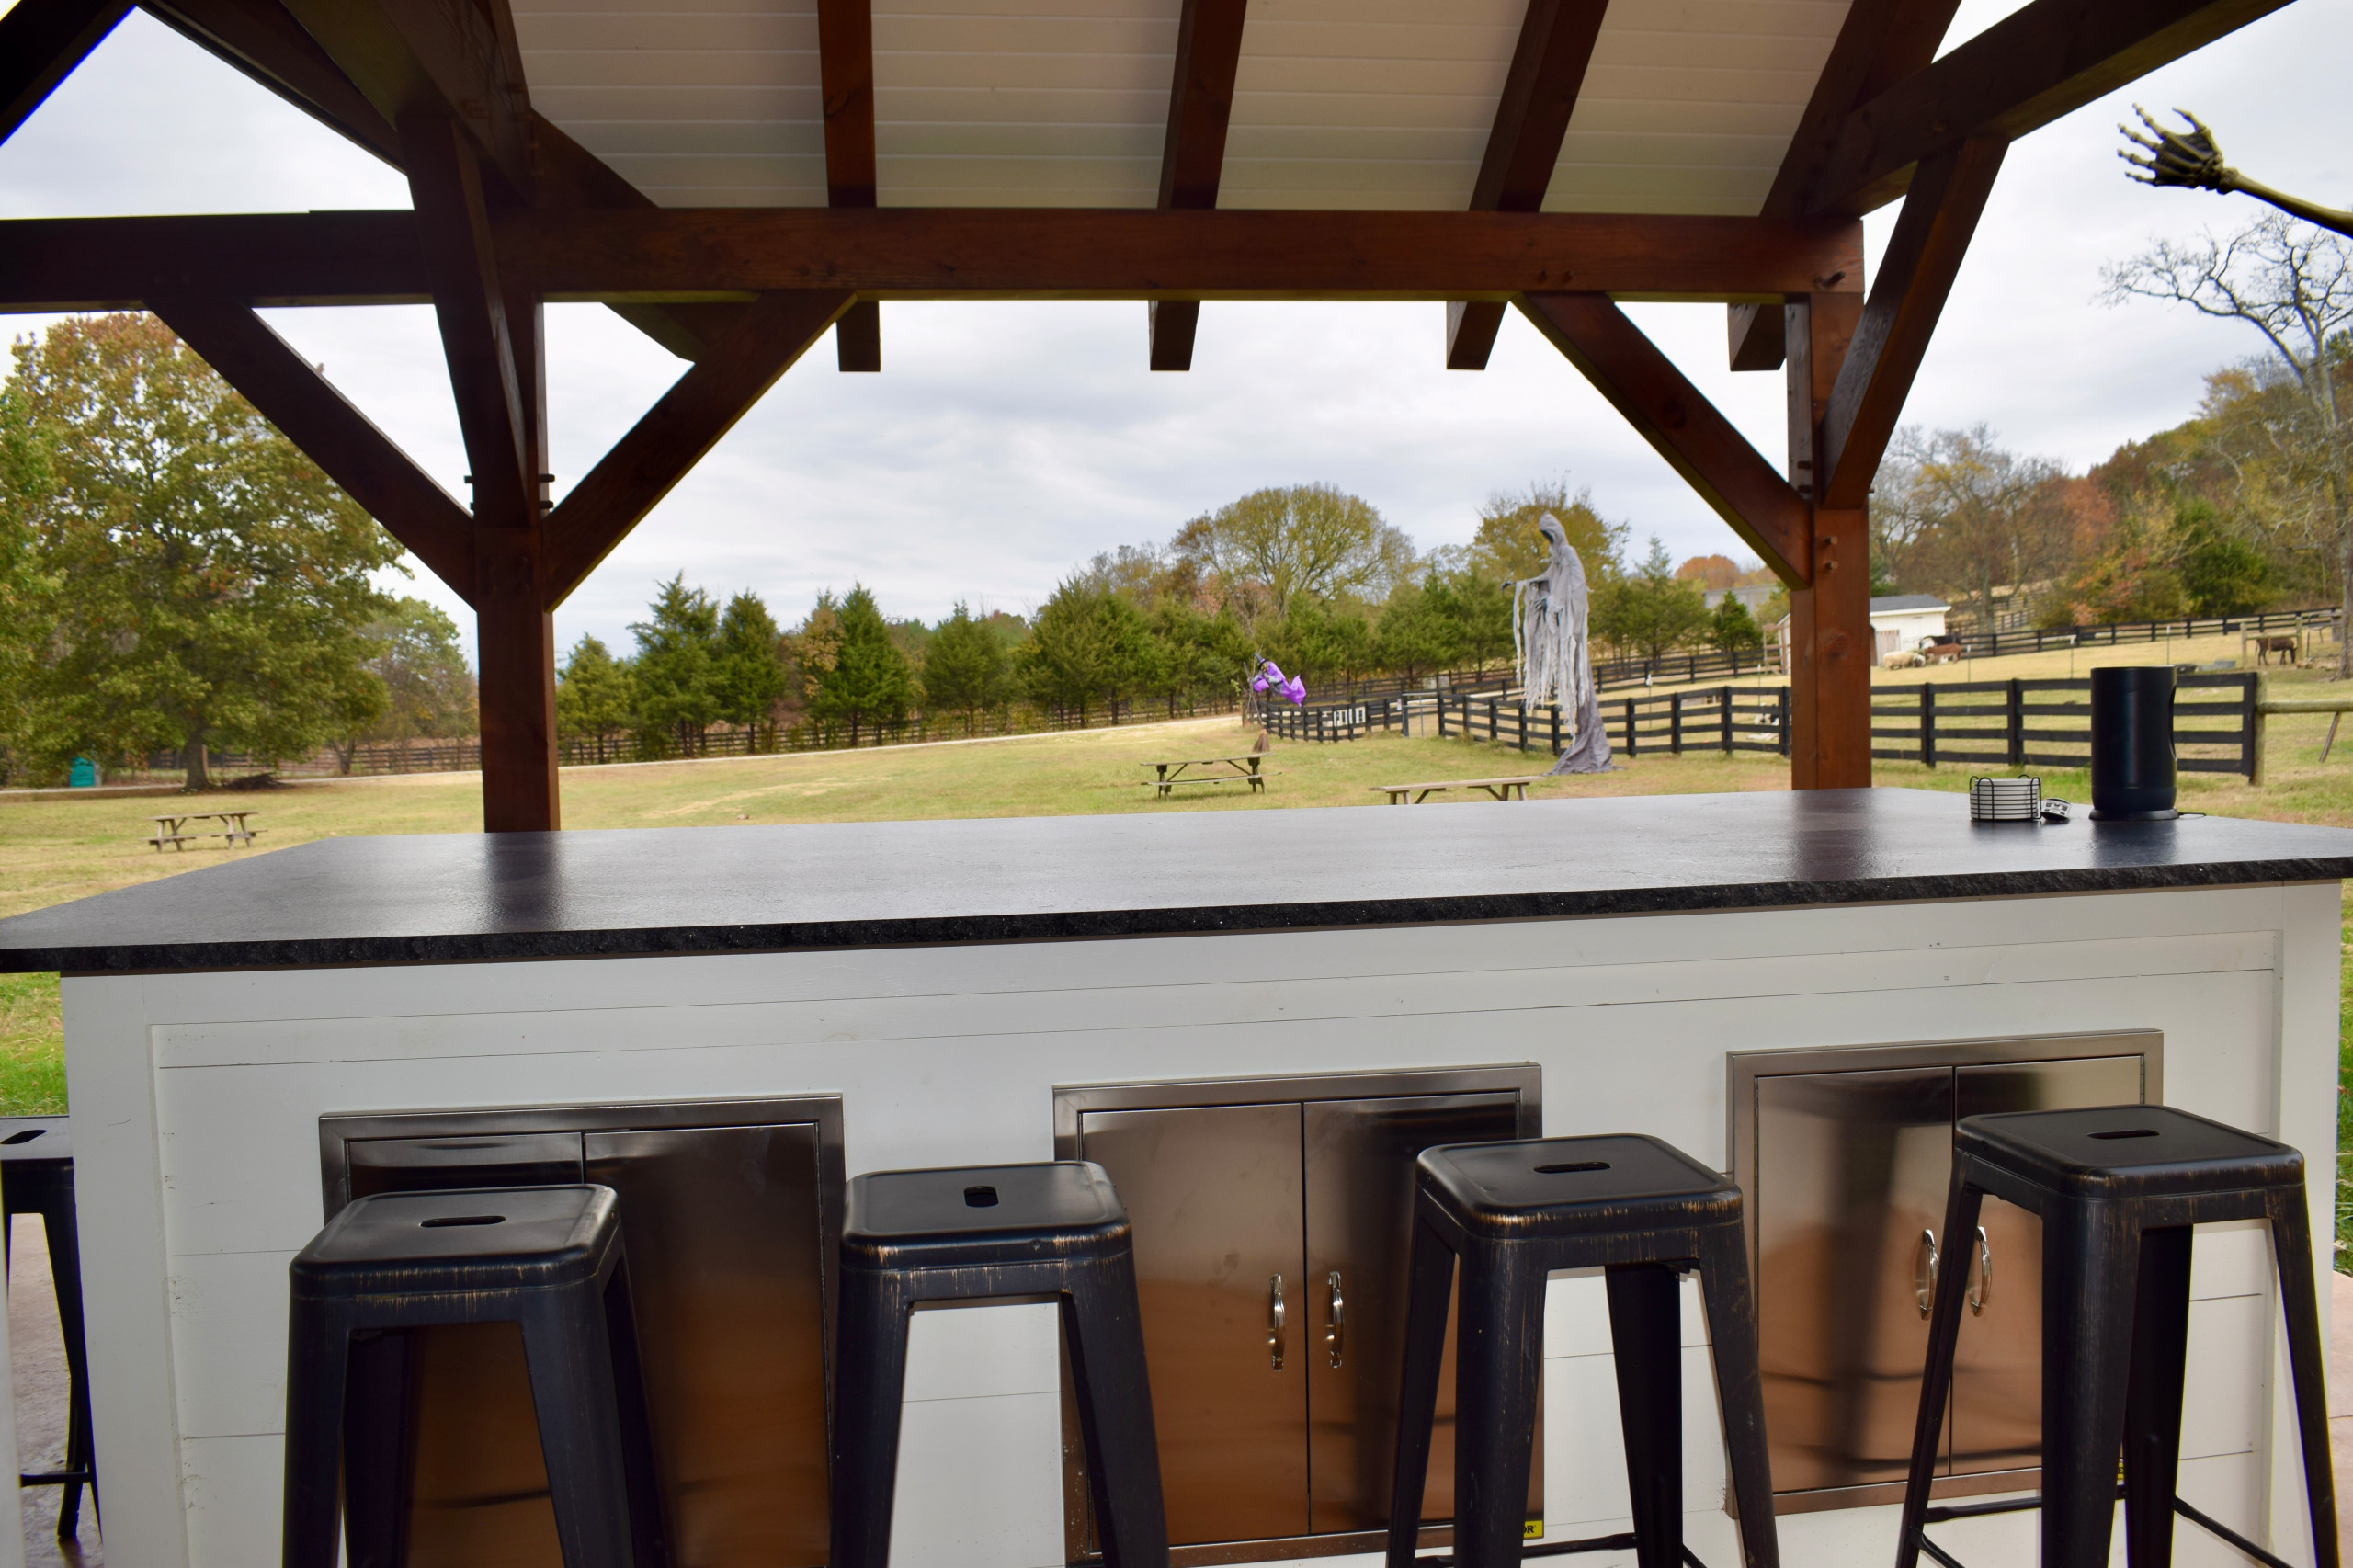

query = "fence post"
[
  {"left": 2248, "top": 673, "right": 2266, "bottom": 786},
  {"left": 1720, "top": 685, "right": 1733, "bottom": 752},
  {"left": 1487, "top": 698, "right": 1498, "bottom": 744},
  {"left": 1777, "top": 687, "right": 1790, "bottom": 756},
  {"left": 1625, "top": 697, "right": 1639, "bottom": 756},
  {"left": 1551, "top": 705, "right": 1562, "bottom": 755},
  {"left": 2006, "top": 678, "right": 2024, "bottom": 767},
  {"left": 1921, "top": 684, "right": 1937, "bottom": 768},
  {"left": 1670, "top": 691, "right": 1684, "bottom": 755}
]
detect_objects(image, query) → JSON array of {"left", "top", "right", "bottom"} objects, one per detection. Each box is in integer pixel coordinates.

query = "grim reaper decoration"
[
  {"left": 1513, "top": 512, "right": 1611, "bottom": 774},
  {"left": 2119, "top": 107, "right": 2353, "bottom": 239}
]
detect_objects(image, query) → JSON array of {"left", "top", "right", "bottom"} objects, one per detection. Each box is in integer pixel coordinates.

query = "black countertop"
[{"left": 5, "top": 788, "right": 2350, "bottom": 973}]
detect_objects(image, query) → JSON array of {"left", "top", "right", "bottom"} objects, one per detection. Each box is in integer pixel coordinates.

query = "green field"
[{"left": 6, "top": 662, "right": 2353, "bottom": 1259}]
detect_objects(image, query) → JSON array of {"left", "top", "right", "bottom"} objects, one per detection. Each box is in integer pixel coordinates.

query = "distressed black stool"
[
  {"left": 831, "top": 1161, "right": 1167, "bottom": 1568},
  {"left": 1896, "top": 1105, "right": 2337, "bottom": 1568},
  {"left": 1384, "top": 1134, "right": 1779, "bottom": 1568},
  {"left": 282, "top": 1185, "right": 665, "bottom": 1568},
  {"left": 0, "top": 1116, "right": 95, "bottom": 1537}
]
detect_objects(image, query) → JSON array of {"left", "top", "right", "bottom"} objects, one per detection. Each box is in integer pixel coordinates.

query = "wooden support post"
[
  {"left": 2249, "top": 673, "right": 2268, "bottom": 786},
  {"left": 1721, "top": 685, "right": 1733, "bottom": 753},
  {"left": 1784, "top": 292, "right": 1871, "bottom": 788},
  {"left": 1921, "top": 683, "right": 1938, "bottom": 768},
  {"left": 477, "top": 286, "right": 559, "bottom": 831}
]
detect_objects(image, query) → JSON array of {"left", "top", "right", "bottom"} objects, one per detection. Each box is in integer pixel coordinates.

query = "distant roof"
[{"left": 1870, "top": 594, "right": 1949, "bottom": 613}]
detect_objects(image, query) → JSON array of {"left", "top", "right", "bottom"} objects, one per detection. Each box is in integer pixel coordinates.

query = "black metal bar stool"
[
  {"left": 0, "top": 1115, "right": 96, "bottom": 1537},
  {"left": 830, "top": 1160, "right": 1168, "bottom": 1568},
  {"left": 282, "top": 1185, "right": 666, "bottom": 1568},
  {"left": 1384, "top": 1134, "right": 1779, "bottom": 1568},
  {"left": 1896, "top": 1104, "right": 2337, "bottom": 1568}
]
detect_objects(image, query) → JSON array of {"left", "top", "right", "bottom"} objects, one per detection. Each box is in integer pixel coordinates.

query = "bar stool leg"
[
  {"left": 1607, "top": 1264, "right": 1683, "bottom": 1568},
  {"left": 41, "top": 1187, "right": 96, "bottom": 1535},
  {"left": 340, "top": 1329, "right": 414, "bottom": 1568},
  {"left": 517, "top": 1289, "right": 642, "bottom": 1568},
  {"left": 2040, "top": 1203, "right": 2140, "bottom": 1568},
  {"left": 1452, "top": 1240, "right": 1545, "bottom": 1568},
  {"left": 2120, "top": 1225, "right": 2190, "bottom": 1568},
  {"left": 1895, "top": 1176, "right": 1984, "bottom": 1568},
  {"left": 2267, "top": 1186, "right": 2343, "bottom": 1568},
  {"left": 830, "top": 1267, "right": 916, "bottom": 1568},
  {"left": 1063, "top": 1254, "right": 1171, "bottom": 1568},
  {"left": 600, "top": 1259, "right": 672, "bottom": 1568},
  {"left": 1694, "top": 1224, "right": 1779, "bottom": 1568},
  {"left": 282, "top": 1297, "right": 354, "bottom": 1568},
  {"left": 1386, "top": 1215, "right": 1459, "bottom": 1568}
]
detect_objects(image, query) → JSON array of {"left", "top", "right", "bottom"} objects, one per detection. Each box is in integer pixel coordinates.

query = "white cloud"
[{"left": 3, "top": 2, "right": 2347, "bottom": 662}]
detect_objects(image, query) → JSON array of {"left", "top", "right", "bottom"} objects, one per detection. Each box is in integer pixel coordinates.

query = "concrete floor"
[{"left": 6, "top": 1239, "right": 2353, "bottom": 1566}]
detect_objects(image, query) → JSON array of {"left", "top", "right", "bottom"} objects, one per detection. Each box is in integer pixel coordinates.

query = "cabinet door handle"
[
  {"left": 1915, "top": 1229, "right": 1939, "bottom": 1318},
  {"left": 1967, "top": 1226, "right": 1991, "bottom": 1316},
  {"left": 1327, "top": 1271, "right": 1346, "bottom": 1369},
  {"left": 1268, "top": 1274, "right": 1287, "bottom": 1369}
]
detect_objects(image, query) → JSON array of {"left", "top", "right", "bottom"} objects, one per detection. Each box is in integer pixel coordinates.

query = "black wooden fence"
[{"left": 1256, "top": 686, "right": 1792, "bottom": 756}]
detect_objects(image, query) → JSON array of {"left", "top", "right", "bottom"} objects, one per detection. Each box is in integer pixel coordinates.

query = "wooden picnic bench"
[
  {"left": 149, "top": 811, "right": 262, "bottom": 851},
  {"left": 1371, "top": 777, "right": 1542, "bottom": 805},
  {"left": 1142, "top": 756, "right": 1266, "bottom": 800}
]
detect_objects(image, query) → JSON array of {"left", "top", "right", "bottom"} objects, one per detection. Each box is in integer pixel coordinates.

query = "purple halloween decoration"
[{"left": 1252, "top": 659, "right": 1306, "bottom": 707}]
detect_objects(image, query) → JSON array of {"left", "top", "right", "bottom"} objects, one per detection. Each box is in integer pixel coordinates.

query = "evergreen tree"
[
  {"left": 1593, "top": 538, "right": 1712, "bottom": 662},
  {"left": 1424, "top": 570, "right": 1516, "bottom": 668},
  {"left": 1371, "top": 578, "right": 1464, "bottom": 682},
  {"left": 921, "top": 602, "right": 1010, "bottom": 733},
  {"left": 810, "top": 584, "right": 914, "bottom": 744},
  {"left": 1142, "top": 601, "right": 1247, "bottom": 717},
  {"left": 631, "top": 574, "right": 722, "bottom": 756},
  {"left": 555, "top": 635, "right": 638, "bottom": 763},
  {"left": 1265, "top": 596, "right": 1373, "bottom": 690},
  {"left": 1709, "top": 593, "right": 1764, "bottom": 657},
  {"left": 1018, "top": 576, "right": 1151, "bottom": 726},
  {"left": 714, "top": 590, "right": 790, "bottom": 749}
]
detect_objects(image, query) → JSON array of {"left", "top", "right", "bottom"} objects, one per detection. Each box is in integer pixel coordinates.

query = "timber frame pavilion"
[{"left": 0, "top": 0, "right": 2298, "bottom": 830}]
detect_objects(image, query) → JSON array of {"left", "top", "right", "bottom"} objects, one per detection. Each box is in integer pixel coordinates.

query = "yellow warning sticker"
[{"left": 1524, "top": 1518, "right": 1544, "bottom": 1540}]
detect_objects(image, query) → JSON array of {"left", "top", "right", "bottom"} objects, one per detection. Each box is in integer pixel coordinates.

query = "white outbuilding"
[{"left": 1870, "top": 593, "right": 1951, "bottom": 659}]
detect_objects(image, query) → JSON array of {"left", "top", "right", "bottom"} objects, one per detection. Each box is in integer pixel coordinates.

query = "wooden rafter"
[
  {"left": 1149, "top": 0, "right": 1250, "bottom": 371},
  {"left": 1820, "top": 136, "right": 2007, "bottom": 508},
  {"left": 278, "top": 0, "right": 533, "bottom": 200},
  {"left": 1447, "top": 0, "right": 1610, "bottom": 371},
  {"left": 2, "top": 0, "right": 131, "bottom": 146},
  {"left": 1729, "top": 0, "right": 1960, "bottom": 371},
  {"left": 150, "top": 297, "right": 475, "bottom": 597},
  {"left": 0, "top": 209, "right": 1862, "bottom": 310},
  {"left": 1518, "top": 293, "right": 1810, "bottom": 586},
  {"left": 401, "top": 112, "right": 533, "bottom": 528},
  {"left": 817, "top": 0, "right": 881, "bottom": 370},
  {"left": 544, "top": 291, "right": 854, "bottom": 603},
  {"left": 142, "top": 0, "right": 400, "bottom": 164},
  {"left": 1804, "top": 0, "right": 2291, "bottom": 217}
]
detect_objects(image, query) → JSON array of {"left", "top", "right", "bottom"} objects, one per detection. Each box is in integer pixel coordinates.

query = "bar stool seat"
[
  {"left": 282, "top": 1185, "right": 665, "bottom": 1568},
  {"left": 0, "top": 1117, "right": 95, "bottom": 1538},
  {"left": 831, "top": 1161, "right": 1168, "bottom": 1568},
  {"left": 1385, "top": 1134, "right": 1779, "bottom": 1568},
  {"left": 1897, "top": 1104, "right": 2337, "bottom": 1568}
]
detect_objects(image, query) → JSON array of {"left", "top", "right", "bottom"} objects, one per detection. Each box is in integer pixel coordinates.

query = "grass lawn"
[{"left": 6, "top": 654, "right": 2353, "bottom": 1259}]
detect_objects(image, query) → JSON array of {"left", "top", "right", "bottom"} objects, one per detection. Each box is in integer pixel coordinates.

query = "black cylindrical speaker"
[{"left": 2089, "top": 665, "right": 2178, "bottom": 820}]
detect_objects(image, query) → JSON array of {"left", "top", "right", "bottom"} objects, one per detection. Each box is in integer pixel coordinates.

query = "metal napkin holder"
[{"left": 1970, "top": 776, "right": 2070, "bottom": 824}]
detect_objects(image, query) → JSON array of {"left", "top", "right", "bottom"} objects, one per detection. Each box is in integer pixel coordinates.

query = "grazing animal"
[{"left": 2250, "top": 633, "right": 2300, "bottom": 666}]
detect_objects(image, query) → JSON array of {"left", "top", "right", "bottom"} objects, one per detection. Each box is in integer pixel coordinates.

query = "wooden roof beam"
[
  {"left": 1819, "top": 136, "right": 2006, "bottom": 508},
  {"left": 142, "top": 0, "right": 400, "bottom": 165},
  {"left": 0, "top": 208, "right": 1863, "bottom": 308},
  {"left": 150, "top": 297, "right": 475, "bottom": 597},
  {"left": 544, "top": 291, "right": 853, "bottom": 603},
  {"left": 1448, "top": 0, "right": 1610, "bottom": 371},
  {"left": 3, "top": 0, "right": 131, "bottom": 147},
  {"left": 278, "top": 0, "right": 533, "bottom": 201},
  {"left": 1148, "top": 0, "right": 1249, "bottom": 371},
  {"left": 817, "top": 0, "right": 880, "bottom": 370},
  {"left": 1518, "top": 292, "right": 1810, "bottom": 586},
  {"left": 1805, "top": 0, "right": 2291, "bottom": 218}
]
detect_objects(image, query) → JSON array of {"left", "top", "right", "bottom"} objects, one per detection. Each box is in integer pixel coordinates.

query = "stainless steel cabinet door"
[
  {"left": 1080, "top": 1102, "right": 1311, "bottom": 1546},
  {"left": 1302, "top": 1093, "right": 1521, "bottom": 1535},
  {"left": 586, "top": 1125, "right": 830, "bottom": 1568},
  {"left": 1949, "top": 1057, "right": 2144, "bottom": 1478},
  {"left": 1754, "top": 1067, "right": 1954, "bottom": 1494}
]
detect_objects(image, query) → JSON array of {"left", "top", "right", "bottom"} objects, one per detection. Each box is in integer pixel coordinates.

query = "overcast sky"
[{"left": 2, "top": 0, "right": 2347, "bottom": 661}]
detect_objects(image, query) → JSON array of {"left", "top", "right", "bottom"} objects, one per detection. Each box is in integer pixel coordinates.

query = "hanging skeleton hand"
[{"left": 2118, "top": 106, "right": 2353, "bottom": 238}]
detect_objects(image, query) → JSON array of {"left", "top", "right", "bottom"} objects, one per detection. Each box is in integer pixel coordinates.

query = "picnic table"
[
  {"left": 1142, "top": 756, "right": 1266, "bottom": 800},
  {"left": 149, "top": 811, "right": 262, "bottom": 851},
  {"left": 1371, "top": 776, "right": 1542, "bottom": 805}
]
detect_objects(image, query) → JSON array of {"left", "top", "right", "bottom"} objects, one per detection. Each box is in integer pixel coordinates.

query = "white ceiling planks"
[
  {"left": 508, "top": 0, "right": 1853, "bottom": 216},
  {"left": 1549, "top": 0, "right": 1850, "bottom": 215}
]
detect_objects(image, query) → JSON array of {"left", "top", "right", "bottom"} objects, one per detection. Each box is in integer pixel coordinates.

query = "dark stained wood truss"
[
  {"left": 1517, "top": 293, "right": 1809, "bottom": 587},
  {"left": 1447, "top": 0, "right": 1610, "bottom": 371},
  {"left": 1148, "top": 0, "right": 1250, "bottom": 371},
  {"left": 817, "top": 0, "right": 880, "bottom": 370},
  {"left": 2, "top": 0, "right": 131, "bottom": 146}
]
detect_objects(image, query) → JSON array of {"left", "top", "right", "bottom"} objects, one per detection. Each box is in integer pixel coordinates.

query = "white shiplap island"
[{"left": 2, "top": 787, "right": 2348, "bottom": 1568}]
